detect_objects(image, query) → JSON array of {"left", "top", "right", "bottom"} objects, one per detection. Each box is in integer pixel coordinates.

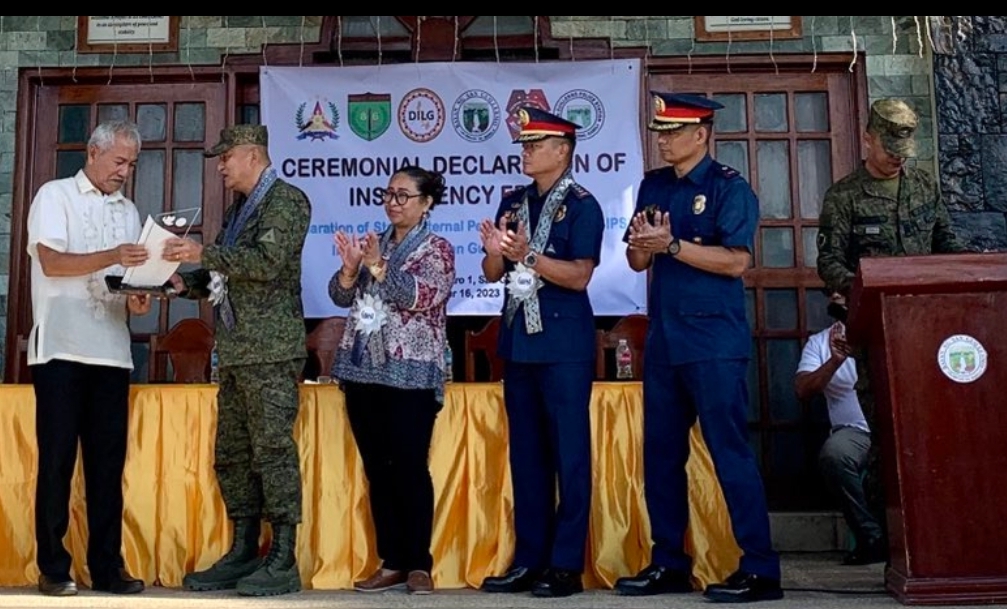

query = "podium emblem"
[{"left": 937, "top": 334, "right": 988, "bottom": 383}]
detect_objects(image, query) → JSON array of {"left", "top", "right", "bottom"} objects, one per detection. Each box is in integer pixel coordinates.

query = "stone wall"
[
  {"left": 0, "top": 16, "right": 931, "bottom": 365},
  {"left": 932, "top": 16, "right": 1007, "bottom": 250}
]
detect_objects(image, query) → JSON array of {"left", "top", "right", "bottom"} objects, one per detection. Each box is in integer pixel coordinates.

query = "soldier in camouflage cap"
[
  {"left": 867, "top": 98, "right": 918, "bottom": 159},
  {"left": 816, "top": 99, "right": 970, "bottom": 564},
  {"left": 162, "top": 125, "right": 310, "bottom": 597},
  {"left": 205, "top": 125, "right": 269, "bottom": 157},
  {"left": 817, "top": 97, "right": 967, "bottom": 297}
]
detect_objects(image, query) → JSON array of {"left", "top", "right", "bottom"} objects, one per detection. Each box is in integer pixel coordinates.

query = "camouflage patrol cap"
[
  {"left": 205, "top": 125, "right": 269, "bottom": 158},
  {"left": 867, "top": 98, "right": 918, "bottom": 159}
]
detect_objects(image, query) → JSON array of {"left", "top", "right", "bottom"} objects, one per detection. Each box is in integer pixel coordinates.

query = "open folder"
[{"left": 105, "top": 216, "right": 182, "bottom": 296}]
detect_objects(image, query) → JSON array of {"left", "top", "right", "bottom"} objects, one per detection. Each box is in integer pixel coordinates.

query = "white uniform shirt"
[
  {"left": 796, "top": 326, "right": 870, "bottom": 433},
  {"left": 26, "top": 170, "right": 142, "bottom": 369}
]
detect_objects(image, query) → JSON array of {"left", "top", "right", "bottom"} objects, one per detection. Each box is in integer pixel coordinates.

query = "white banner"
[{"left": 260, "top": 59, "right": 647, "bottom": 317}]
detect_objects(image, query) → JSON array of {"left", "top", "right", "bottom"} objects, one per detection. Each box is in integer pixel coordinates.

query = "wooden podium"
[{"left": 847, "top": 253, "right": 1007, "bottom": 605}]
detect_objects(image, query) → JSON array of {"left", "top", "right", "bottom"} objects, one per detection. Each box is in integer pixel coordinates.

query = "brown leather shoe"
[
  {"left": 407, "top": 570, "right": 434, "bottom": 595},
  {"left": 354, "top": 568, "right": 406, "bottom": 593}
]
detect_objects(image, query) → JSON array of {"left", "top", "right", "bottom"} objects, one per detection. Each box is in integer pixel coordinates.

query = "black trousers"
[
  {"left": 343, "top": 382, "right": 441, "bottom": 573},
  {"left": 32, "top": 359, "right": 130, "bottom": 581}
]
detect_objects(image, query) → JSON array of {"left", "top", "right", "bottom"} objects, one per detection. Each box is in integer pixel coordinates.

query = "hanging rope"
[
  {"left": 569, "top": 33, "right": 575, "bottom": 62},
  {"left": 609, "top": 16, "right": 615, "bottom": 63},
  {"left": 726, "top": 17, "right": 732, "bottom": 75},
  {"left": 416, "top": 16, "right": 422, "bottom": 63},
  {"left": 261, "top": 15, "right": 269, "bottom": 66},
  {"left": 533, "top": 16, "right": 539, "bottom": 63},
  {"left": 914, "top": 16, "right": 924, "bottom": 57},
  {"left": 107, "top": 26, "right": 118, "bottom": 86},
  {"left": 769, "top": 19, "right": 778, "bottom": 75},
  {"left": 221, "top": 16, "right": 229, "bottom": 83},
  {"left": 337, "top": 16, "right": 344, "bottom": 67},
  {"left": 687, "top": 21, "right": 696, "bottom": 74},
  {"left": 494, "top": 16, "right": 500, "bottom": 63},
  {"left": 453, "top": 16, "right": 459, "bottom": 61},
  {"left": 848, "top": 17, "right": 858, "bottom": 73},
  {"left": 299, "top": 16, "right": 306, "bottom": 67},
  {"left": 186, "top": 19, "right": 195, "bottom": 82},
  {"left": 925, "top": 16, "right": 936, "bottom": 54},
  {"left": 35, "top": 16, "right": 43, "bottom": 86},
  {"left": 71, "top": 16, "right": 78, "bottom": 82},
  {"left": 147, "top": 18, "right": 154, "bottom": 83},
  {"left": 376, "top": 16, "right": 382, "bottom": 67},
  {"left": 892, "top": 16, "right": 898, "bottom": 53},
  {"left": 811, "top": 15, "right": 818, "bottom": 73}
]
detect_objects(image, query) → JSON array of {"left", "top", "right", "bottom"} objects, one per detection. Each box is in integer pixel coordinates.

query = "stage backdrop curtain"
[{"left": 0, "top": 383, "right": 740, "bottom": 589}]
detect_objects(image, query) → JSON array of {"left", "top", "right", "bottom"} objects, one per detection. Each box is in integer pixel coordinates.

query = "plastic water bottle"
[
  {"left": 209, "top": 343, "right": 220, "bottom": 384},
  {"left": 616, "top": 339, "right": 633, "bottom": 380},
  {"left": 444, "top": 343, "right": 454, "bottom": 383}
]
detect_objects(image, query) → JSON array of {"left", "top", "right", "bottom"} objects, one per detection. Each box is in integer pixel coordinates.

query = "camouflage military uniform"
[
  {"left": 180, "top": 155, "right": 311, "bottom": 526},
  {"left": 816, "top": 99, "right": 968, "bottom": 542}
]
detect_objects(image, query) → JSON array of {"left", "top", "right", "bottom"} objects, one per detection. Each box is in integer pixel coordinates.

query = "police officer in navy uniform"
[
  {"left": 477, "top": 107, "right": 604, "bottom": 598},
  {"left": 614, "top": 92, "right": 783, "bottom": 603}
]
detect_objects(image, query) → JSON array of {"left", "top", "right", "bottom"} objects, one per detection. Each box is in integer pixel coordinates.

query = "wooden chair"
[
  {"left": 149, "top": 318, "right": 215, "bottom": 383},
  {"left": 305, "top": 316, "right": 346, "bottom": 379},
  {"left": 595, "top": 314, "right": 649, "bottom": 380},
  {"left": 463, "top": 317, "right": 504, "bottom": 382}
]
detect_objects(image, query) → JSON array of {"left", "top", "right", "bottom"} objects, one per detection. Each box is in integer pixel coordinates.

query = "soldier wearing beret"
[
  {"left": 617, "top": 92, "right": 782, "bottom": 603},
  {"left": 815, "top": 98, "right": 968, "bottom": 567},
  {"left": 163, "top": 125, "right": 311, "bottom": 597},
  {"left": 478, "top": 107, "right": 604, "bottom": 598}
]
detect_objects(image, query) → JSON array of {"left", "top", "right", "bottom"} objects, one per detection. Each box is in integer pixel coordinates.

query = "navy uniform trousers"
[
  {"left": 642, "top": 357, "right": 780, "bottom": 580},
  {"left": 503, "top": 359, "right": 594, "bottom": 573}
]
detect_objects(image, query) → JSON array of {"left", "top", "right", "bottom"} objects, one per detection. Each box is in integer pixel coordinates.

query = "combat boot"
[
  {"left": 182, "top": 518, "right": 262, "bottom": 591},
  {"left": 235, "top": 523, "right": 301, "bottom": 596}
]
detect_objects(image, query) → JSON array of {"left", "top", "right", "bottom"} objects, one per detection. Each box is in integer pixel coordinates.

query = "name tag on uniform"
[{"left": 865, "top": 226, "right": 881, "bottom": 235}]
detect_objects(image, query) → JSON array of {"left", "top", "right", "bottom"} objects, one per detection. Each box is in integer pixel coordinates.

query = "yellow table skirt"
[{"left": 0, "top": 382, "right": 740, "bottom": 589}]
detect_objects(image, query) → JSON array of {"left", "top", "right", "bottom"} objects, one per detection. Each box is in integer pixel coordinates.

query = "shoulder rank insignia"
[
  {"left": 693, "top": 195, "right": 707, "bottom": 215},
  {"left": 570, "top": 183, "right": 590, "bottom": 198},
  {"left": 720, "top": 164, "right": 740, "bottom": 179}
]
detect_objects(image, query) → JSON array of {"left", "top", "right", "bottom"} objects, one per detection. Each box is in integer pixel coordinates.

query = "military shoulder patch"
[{"left": 259, "top": 228, "right": 277, "bottom": 244}]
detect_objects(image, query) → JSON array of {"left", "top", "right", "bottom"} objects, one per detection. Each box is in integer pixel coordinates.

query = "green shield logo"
[{"left": 348, "top": 93, "right": 392, "bottom": 141}]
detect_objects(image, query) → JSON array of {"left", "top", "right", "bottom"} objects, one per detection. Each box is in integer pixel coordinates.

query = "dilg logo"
[
  {"left": 398, "top": 88, "right": 446, "bottom": 143},
  {"left": 296, "top": 100, "right": 339, "bottom": 141}
]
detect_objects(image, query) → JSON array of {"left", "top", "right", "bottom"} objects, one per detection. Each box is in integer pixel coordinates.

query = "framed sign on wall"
[
  {"left": 76, "top": 16, "right": 179, "bottom": 53},
  {"left": 695, "top": 16, "right": 803, "bottom": 42}
]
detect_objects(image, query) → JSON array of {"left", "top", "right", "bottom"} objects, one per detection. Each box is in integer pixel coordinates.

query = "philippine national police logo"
[
  {"left": 452, "top": 90, "right": 501, "bottom": 143},
  {"left": 693, "top": 194, "right": 707, "bottom": 214},
  {"left": 398, "top": 88, "right": 446, "bottom": 143},
  {"left": 505, "top": 89, "right": 550, "bottom": 140},
  {"left": 555, "top": 89, "right": 606, "bottom": 140},
  {"left": 295, "top": 100, "right": 339, "bottom": 141},
  {"left": 348, "top": 93, "right": 392, "bottom": 141}
]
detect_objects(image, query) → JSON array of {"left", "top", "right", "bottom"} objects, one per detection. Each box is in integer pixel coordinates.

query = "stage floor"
[{"left": 0, "top": 552, "right": 907, "bottom": 609}]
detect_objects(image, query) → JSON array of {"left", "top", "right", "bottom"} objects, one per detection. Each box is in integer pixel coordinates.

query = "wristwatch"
[
  {"left": 522, "top": 251, "right": 539, "bottom": 268},
  {"left": 666, "top": 237, "right": 681, "bottom": 256}
]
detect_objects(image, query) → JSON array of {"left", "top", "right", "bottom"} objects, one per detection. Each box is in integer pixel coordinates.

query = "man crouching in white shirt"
[{"left": 794, "top": 292, "right": 886, "bottom": 566}]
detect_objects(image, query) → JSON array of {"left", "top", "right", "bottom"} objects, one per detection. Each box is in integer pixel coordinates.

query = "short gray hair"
[{"left": 89, "top": 120, "right": 142, "bottom": 152}]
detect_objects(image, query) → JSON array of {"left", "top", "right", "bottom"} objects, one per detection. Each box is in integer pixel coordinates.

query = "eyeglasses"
[{"left": 377, "top": 188, "right": 424, "bottom": 207}]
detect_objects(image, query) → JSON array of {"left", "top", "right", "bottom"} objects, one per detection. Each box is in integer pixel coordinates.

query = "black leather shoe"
[
  {"left": 38, "top": 575, "right": 77, "bottom": 596},
  {"left": 480, "top": 566, "right": 540, "bottom": 593},
  {"left": 842, "top": 537, "right": 887, "bottom": 565},
  {"left": 531, "top": 568, "right": 583, "bottom": 598},
  {"left": 703, "top": 570, "right": 783, "bottom": 603},
  {"left": 614, "top": 564, "right": 693, "bottom": 595},
  {"left": 91, "top": 568, "right": 145, "bottom": 594}
]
